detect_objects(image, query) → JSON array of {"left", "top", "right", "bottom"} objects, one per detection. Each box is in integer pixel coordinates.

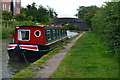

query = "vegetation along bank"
[
  {"left": 50, "top": 32, "right": 118, "bottom": 78},
  {"left": 76, "top": 2, "right": 120, "bottom": 55},
  {"left": 13, "top": 32, "right": 83, "bottom": 78},
  {"left": 1, "top": 2, "right": 57, "bottom": 39}
]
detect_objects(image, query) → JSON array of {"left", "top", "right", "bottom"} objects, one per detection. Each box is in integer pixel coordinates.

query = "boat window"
[
  {"left": 34, "top": 30, "right": 41, "bottom": 37},
  {"left": 53, "top": 30, "right": 56, "bottom": 39},
  {"left": 62, "top": 29, "right": 64, "bottom": 36},
  {"left": 18, "top": 30, "right": 30, "bottom": 41},
  {"left": 47, "top": 30, "right": 51, "bottom": 41},
  {"left": 60, "top": 29, "right": 62, "bottom": 37},
  {"left": 57, "top": 29, "right": 59, "bottom": 38},
  {"left": 59, "top": 29, "right": 61, "bottom": 37}
]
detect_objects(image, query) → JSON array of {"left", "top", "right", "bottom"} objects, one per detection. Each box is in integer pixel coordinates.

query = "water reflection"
[
  {"left": 2, "top": 40, "right": 29, "bottom": 78},
  {"left": 67, "top": 30, "right": 78, "bottom": 38},
  {"left": 2, "top": 60, "right": 29, "bottom": 78}
]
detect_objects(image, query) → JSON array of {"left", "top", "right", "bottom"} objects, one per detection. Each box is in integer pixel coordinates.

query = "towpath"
[{"left": 34, "top": 32, "right": 85, "bottom": 78}]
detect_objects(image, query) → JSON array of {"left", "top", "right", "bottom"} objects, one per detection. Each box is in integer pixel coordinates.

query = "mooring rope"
[{"left": 21, "top": 50, "right": 29, "bottom": 66}]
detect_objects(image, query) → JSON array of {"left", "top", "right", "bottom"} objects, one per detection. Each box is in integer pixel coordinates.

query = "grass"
[
  {"left": 13, "top": 32, "right": 83, "bottom": 78},
  {"left": 2, "top": 26, "right": 14, "bottom": 39},
  {"left": 1, "top": 21, "right": 36, "bottom": 39},
  {"left": 49, "top": 32, "right": 118, "bottom": 78}
]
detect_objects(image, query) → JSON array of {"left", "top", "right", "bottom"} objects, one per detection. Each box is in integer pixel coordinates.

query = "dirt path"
[{"left": 34, "top": 32, "right": 85, "bottom": 78}]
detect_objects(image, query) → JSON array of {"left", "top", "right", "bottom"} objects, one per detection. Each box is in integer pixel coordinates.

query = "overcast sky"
[{"left": 21, "top": 0, "right": 107, "bottom": 18}]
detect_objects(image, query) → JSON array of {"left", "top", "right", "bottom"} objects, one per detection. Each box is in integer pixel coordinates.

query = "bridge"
[{"left": 53, "top": 17, "right": 89, "bottom": 31}]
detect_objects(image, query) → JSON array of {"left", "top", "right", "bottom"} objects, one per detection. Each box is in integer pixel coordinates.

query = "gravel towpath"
[{"left": 34, "top": 32, "right": 85, "bottom": 78}]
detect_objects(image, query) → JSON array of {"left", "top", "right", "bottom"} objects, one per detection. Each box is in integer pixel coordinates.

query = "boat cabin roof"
[{"left": 16, "top": 25, "right": 63, "bottom": 29}]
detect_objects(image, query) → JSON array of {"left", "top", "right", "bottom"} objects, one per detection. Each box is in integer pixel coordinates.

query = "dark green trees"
[
  {"left": 2, "top": 11, "right": 12, "bottom": 20},
  {"left": 14, "top": 13, "right": 26, "bottom": 21},
  {"left": 76, "top": 6, "right": 98, "bottom": 27},
  {"left": 76, "top": 2, "right": 119, "bottom": 55},
  {"left": 21, "top": 2, "right": 57, "bottom": 23},
  {"left": 92, "top": 2, "right": 119, "bottom": 54},
  {"left": 63, "top": 24, "right": 78, "bottom": 30}
]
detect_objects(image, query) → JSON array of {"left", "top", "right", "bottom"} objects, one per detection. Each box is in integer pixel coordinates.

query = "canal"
[
  {"left": 1, "top": 31, "right": 78, "bottom": 78},
  {"left": 2, "top": 39, "right": 30, "bottom": 78}
]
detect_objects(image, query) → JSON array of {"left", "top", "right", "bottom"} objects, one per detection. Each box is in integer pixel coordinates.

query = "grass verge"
[
  {"left": 49, "top": 32, "right": 118, "bottom": 78},
  {"left": 12, "top": 32, "right": 83, "bottom": 78},
  {"left": 1, "top": 27, "right": 14, "bottom": 39}
]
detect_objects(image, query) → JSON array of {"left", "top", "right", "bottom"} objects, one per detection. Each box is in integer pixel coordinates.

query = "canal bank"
[
  {"left": 50, "top": 32, "right": 118, "bottom": 78},
  {"left": 34, "top": 32, "right": 85, "bottom": 78},
  {"left": 13, "top": 32, "right": 84, "bottom": 78}
]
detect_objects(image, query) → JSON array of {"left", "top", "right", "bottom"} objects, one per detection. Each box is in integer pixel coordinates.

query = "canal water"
[
  {"left": 1, "top": 31, "right": 78, "bottom": 78},
  {"left": 2, "top": 39, "right": 30, "bottom": 78},
  {"left": 67, "top": 30, "right": 78, "bottom": 38}
]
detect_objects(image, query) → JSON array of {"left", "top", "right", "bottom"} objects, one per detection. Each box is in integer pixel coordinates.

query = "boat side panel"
[{"left": 14, "top": 26, "right": 46, "bottom": 45}]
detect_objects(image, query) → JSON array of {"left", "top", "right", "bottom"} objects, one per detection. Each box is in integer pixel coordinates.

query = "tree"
[
  {"left": 26, "top": 16, "right": 34, "bottom": 21},
  {"left": 63, "top": 24, "right": 78, "bottom": 30},
  {"left": 75, "top": 6, "right": 88, "bottom": 18},
  {"left": 92, "top": 2, "right": 119, "bottom": 54},
  {"left": 21, "top": 2, "right": 58, "bottom": 23},
  {"left": 2, "top": 11, "right": 12, "bottom": 20},
  {"left": 14, "top": 13, "right": 26, "bottom": 21},
  {"left": 47, "top": 6, "right": 58, "bottom": 18},
  {"left": 21, "top": 2, "right": 38, "bottom": 21},
  {"left": 76, "top": 6, "right": 99, "bottom": 27},
  {"left": 37, "top": 5, "right": 49, "bottom": 22},
  {"left": 84, "top": 6, "right": 99, "bottom": 26}
]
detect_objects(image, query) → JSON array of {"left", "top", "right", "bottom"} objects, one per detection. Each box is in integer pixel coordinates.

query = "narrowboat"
[{"left": 7, "top": 25, "right": 67, "bottom": 61}]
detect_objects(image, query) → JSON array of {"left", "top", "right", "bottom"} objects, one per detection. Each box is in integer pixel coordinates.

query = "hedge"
[
  {"left": 2, "top": 20, "right": 36, "bottom": 39},
  {"left": 92, "top": 2, "right": 120, "bottom": 55}
]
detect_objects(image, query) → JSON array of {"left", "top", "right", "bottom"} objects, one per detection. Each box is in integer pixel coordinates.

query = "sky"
[{"left": 21, "top": 0, "right": 107, "bottom": 18}]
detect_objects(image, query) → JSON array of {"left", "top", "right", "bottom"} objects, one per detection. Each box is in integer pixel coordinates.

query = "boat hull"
[
  {"left": 8, "top": 49, "right": 47, "bottom": 62},
  {"left": 7, "top": 38, "right": 65, "bottom": 62}
]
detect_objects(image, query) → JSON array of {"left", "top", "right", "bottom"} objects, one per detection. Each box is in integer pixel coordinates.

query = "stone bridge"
[{"left": 53, "top": 17, "right": 89, "bottom": 31}]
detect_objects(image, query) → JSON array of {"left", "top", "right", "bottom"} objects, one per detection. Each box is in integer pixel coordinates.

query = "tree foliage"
[
  {"left": 92, "top": 2, "right": 119, "bottom": 55},
  {"left": 47, "top": 6, "right": 58, "bottom": 18},
  {"left": 2, "top": 11, "right": 12, "bottom": 20},
  {"left": 76, "top": 3, "right": 119, "bottom": 55},
  {"left": 21, "top": 2, "right": 58, "bottom": 23},
  {"left": 14, "top": 13, "right": 26, "bottom": 21},
  {"left": 26, "top": 16, "right": 34, "bottom": 21},
  {"left": 63, "top": 24, "right": 78, "bottom": 30},
  {"left": 76, "top": 6, "right": 98, "bottom": 26}
]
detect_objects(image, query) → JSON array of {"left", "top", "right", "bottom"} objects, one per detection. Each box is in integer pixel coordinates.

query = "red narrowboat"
[{"left": 7, "top": 25, "right": 67, "bottom": 61}]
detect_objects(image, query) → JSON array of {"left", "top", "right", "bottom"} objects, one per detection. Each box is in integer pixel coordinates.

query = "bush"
[
  {"left": 2, "top": 20, "right": 36, "bottom": 27},
  {"left": 14, "top": 13, "right": 26, "bottom": 21},
  {"left": 26, "top": 16, "right": 34, "bottom": 21},
  {"left": 2, "top": 11, "right": 12, "bottom": 20},
  {"left": 92, "top": 2, "right": 120, "bottom": 55},
  {"left": 2, "top": 21, "right": 36, "bottom": 39},
  {"left": 2, "top": 27, "right": 14, "bottom": 39},
  {"left": 63, "top": 24, "right": 78, "bottom": 30}
]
